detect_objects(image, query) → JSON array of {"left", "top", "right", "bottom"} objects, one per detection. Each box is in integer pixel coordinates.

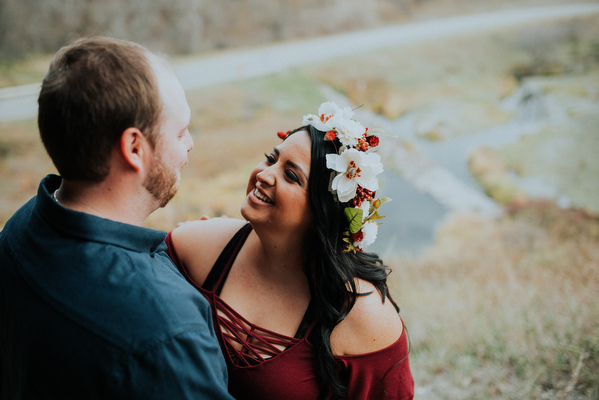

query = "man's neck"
[{"left": 55, "top": 178, "right": 155, "bottom": 226}]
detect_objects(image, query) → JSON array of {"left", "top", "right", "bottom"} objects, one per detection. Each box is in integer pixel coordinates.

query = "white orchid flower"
[
  {"left": 329, "top": 116, "right": 366, "bottom": 147},
  {"left": 303, "top": 101, "right": 357, "bottom": 135},
  {"left": 302, "top": 113, "right": 330, "bottom": 131},
  {"left": 326, "top": 148, "right": 383, "bottom": 202},
  {"left": 318, "top": 101, "right": 354, "bottom": 121}
]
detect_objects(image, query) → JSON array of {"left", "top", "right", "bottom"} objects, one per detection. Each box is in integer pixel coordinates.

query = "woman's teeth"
[{"left": 254, "top": 188, "right": 273, "bottom": 204}]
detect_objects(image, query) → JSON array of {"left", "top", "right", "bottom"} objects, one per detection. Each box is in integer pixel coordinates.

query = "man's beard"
[{"left": 144, "top": 153, "right": 179, "bottom": 208}]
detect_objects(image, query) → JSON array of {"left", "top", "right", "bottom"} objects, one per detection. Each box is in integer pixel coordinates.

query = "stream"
[{"left": 341, "top": 81, "right": 558, "bottom": 258}]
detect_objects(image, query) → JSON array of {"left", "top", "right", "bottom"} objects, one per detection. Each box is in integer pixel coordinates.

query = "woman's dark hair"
[
  {"left": 38, "top": 36, "right": 162, "bottom": 182},
  {"left": 290, "top": 125, "right": 399, "bottom": 399}
]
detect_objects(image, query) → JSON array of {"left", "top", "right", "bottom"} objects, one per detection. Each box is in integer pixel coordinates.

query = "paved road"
[{"left": 1, "top": 3, "right": 599, "bottom": 122}]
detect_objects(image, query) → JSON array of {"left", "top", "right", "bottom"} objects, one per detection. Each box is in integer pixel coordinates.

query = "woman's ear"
[{"left": 120, "top": 127, "right": 148, "bottom": 171}]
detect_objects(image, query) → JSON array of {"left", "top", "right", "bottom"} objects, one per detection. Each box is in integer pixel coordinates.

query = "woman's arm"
[
  {"left": 330, "top": 279, "right": 403, "bottom": 356},
  {"left": 169, "top": 217, "right": 247, "bottom": 286}
]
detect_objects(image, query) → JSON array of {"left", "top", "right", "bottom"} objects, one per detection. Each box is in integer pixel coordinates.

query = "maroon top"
[{"left": 166, "top": 224, "right": 414, "bottom": 400}]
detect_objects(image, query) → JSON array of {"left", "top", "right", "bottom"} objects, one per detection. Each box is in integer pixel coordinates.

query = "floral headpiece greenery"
[{"left": 280, "top": 101, "right": 390, "bottom": 253}]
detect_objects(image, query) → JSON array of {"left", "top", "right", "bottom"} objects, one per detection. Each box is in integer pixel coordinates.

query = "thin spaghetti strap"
[
  {"left": 294, "top": 299, "right": 316, "bottom": 339},
  {"left": 203, "top": 223, "right": 252, "bottom": 293}
]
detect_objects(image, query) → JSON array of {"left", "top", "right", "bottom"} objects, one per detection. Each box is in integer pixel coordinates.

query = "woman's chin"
[{"left": 240, "top": 199, "right": 251, "bottom": 221}]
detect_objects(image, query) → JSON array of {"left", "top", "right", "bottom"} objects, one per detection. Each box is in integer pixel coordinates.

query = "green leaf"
[
  {"left": 342, "top": 237, "right": 357, "bottom": 253},
  {"left": 373, "top": 197, "right": 392, "bottom": 210},
  {"left": 344, "top": 207, "right": 363, "bottom": 234},
  {"left": 368, "top": 127, "right": 397, "bottom": 138}
]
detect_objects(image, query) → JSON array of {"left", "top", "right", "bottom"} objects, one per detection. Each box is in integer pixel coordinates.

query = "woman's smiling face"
[{"left": 241, "top": 130, "right": 313, "bottom": 236}]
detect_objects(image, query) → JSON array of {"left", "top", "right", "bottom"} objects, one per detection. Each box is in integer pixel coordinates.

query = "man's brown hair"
[{"left": 38, "top": 36, "right": 163, "bottom": 181}]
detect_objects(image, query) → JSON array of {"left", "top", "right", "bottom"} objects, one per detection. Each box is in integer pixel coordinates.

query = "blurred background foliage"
[{"left": 0, "top": 0, "right": 585, "bottom": 61}]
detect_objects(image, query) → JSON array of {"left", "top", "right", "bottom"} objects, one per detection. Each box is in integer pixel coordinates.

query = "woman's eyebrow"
[{"left": 286, "top": 160, "right": 308, "bottom": 181}]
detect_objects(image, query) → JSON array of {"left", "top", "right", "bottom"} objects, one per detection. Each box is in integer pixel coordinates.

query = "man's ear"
[{"left": 120, "top": 127, "right": 148, "bottom": 171}]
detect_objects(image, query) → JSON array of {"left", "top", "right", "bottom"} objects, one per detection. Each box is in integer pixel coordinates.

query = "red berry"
[
  {"left": 351, "top": 231, "right": 364, "bottom": 242},
  {"left": 367, "top": 136, "right": 379, "bottom": 147}
]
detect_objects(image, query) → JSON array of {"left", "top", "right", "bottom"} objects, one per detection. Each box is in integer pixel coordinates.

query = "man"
[{"left": 0, "top": 37, "right": 233, "bottom": 399}]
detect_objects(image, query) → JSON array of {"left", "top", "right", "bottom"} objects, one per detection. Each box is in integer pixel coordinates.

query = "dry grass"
[
  {"left": 499, "top": 110, "right": 599, "bottom": 214},
  {"left": 389, "top": 202, "right": 599, "bottom": 399},
  {"left": 0, "top": 119, "right": 55, "bottom": 224},
  {"left": 0, "top": 54, "right": 52, "bottom": 87},
  {"left": 469, "top": 147, "right": 528, "bottom": 204}
]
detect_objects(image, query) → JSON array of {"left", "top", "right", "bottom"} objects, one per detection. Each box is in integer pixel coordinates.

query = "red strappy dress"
[{"left": 166, "top": 224, "right": 414, "bottom": 400}]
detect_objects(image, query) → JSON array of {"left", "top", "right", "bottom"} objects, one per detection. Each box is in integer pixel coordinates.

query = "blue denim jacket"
[{"left": 0, "top": 175, "right": 233, "bottom": 399}]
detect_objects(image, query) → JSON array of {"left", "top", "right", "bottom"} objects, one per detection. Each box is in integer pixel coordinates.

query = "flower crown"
[{"left": 278, "top": 101, "right": 390, "bottom": 253}]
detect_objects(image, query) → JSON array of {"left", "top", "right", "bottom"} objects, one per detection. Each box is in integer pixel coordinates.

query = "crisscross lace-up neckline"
[
  {"left": 213, "top": 296, "right": 302, "bottom": 366},
  {"left": 201, "top": 223, "right": 314, "bottom": 366}
]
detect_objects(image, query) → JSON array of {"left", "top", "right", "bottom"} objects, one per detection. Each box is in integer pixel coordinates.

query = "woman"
[{"left": 166, "top": 102, "right": 414, "bottom": 399}]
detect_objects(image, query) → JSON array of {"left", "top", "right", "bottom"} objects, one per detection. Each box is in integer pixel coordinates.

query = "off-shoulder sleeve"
[{"left": 336, "top": 325, "right": 414, "bottom": 400}]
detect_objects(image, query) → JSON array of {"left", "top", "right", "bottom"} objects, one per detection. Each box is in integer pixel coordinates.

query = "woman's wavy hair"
[{"left": 288, "top": 125, "right": 399, "bottom": 399}]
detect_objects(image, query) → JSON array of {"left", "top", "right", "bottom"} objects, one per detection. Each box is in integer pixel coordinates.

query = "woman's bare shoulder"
[
  {"left": 170, "top": 217, "right": 247, "bottom": 285},
  {"left": 331, "top": 279, "right": 403, "bottom": 356}
]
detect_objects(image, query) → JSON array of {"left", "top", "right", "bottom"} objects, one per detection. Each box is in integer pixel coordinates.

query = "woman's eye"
[
  {"left": 264, "top": 153, "right": 275, "bottom": 164},
  {"left": 285, "top": 170, "right": 300, "bottom": 184}
]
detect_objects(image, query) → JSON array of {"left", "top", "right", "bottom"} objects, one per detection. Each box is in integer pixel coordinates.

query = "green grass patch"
[{"left": 0, "top": 54, "right": 51, "bottom": 88}]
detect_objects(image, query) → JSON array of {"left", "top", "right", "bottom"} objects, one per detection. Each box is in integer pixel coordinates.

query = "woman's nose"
[{"left": 256, "top": 166, "right": 275, "bottom": 186}]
